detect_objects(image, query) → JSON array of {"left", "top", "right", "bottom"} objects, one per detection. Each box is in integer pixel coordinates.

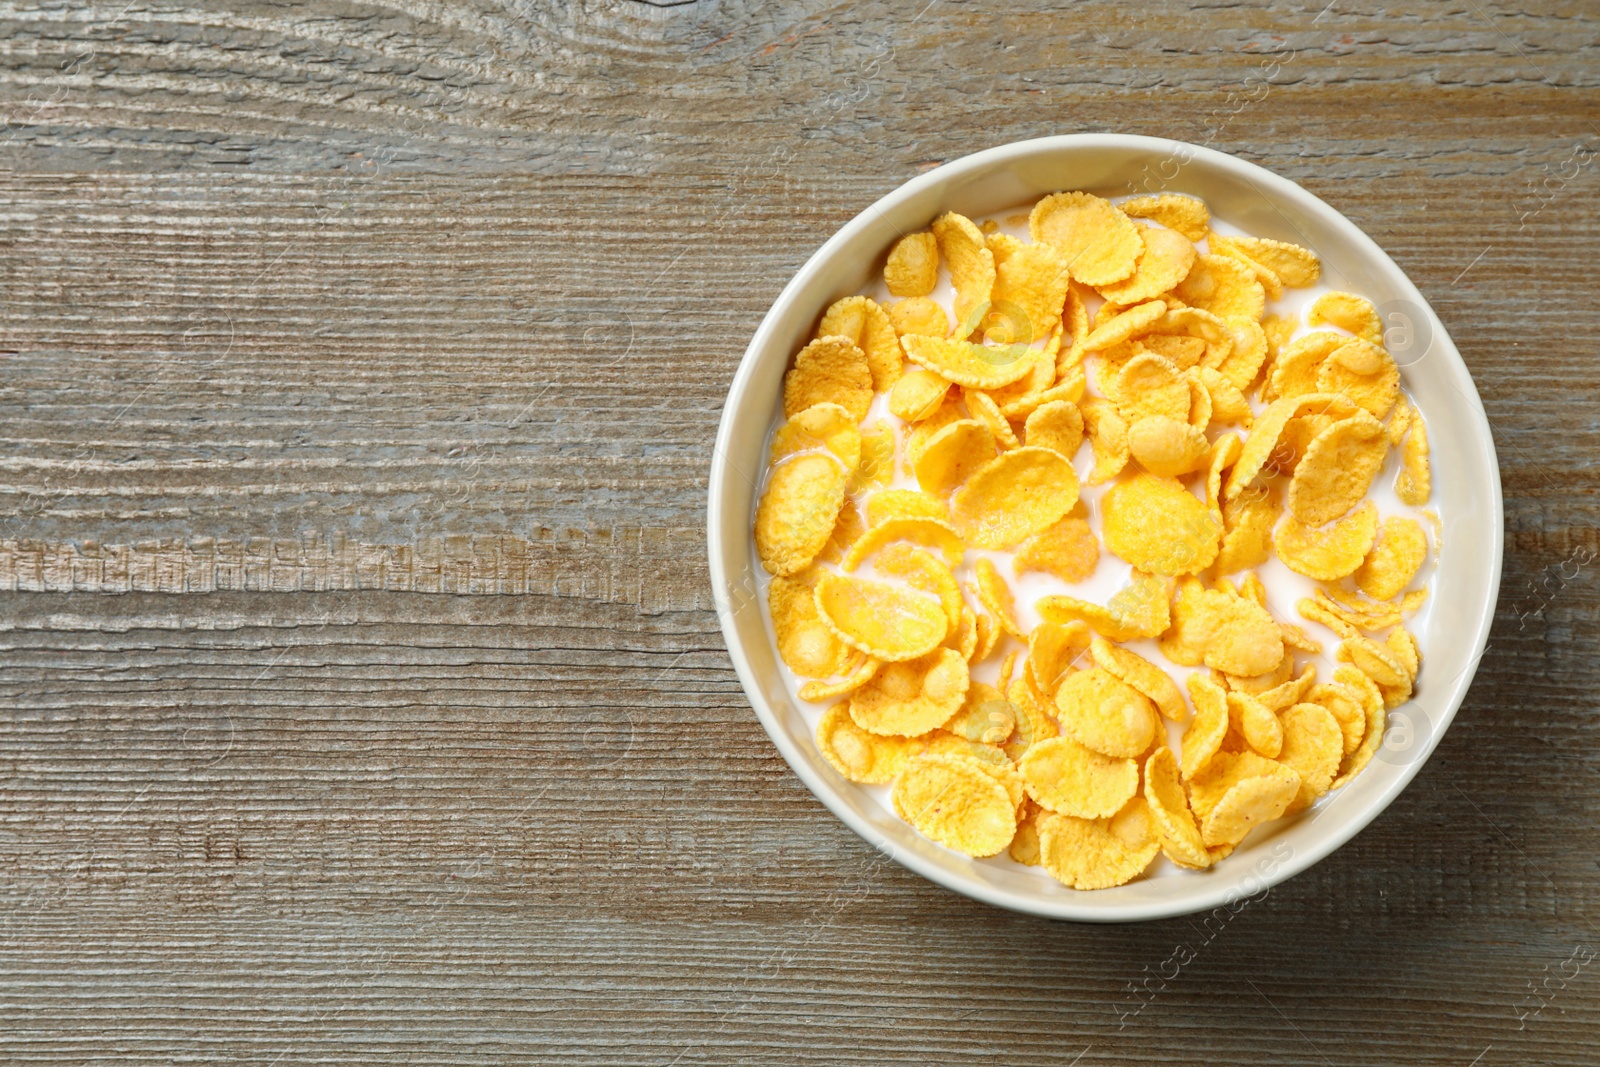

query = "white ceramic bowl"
[{"left": 707, "top": 134, "right": 1502, "bottom": 922}]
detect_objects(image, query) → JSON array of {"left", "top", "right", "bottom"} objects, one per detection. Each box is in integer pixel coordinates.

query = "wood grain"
[{"left": 0, "top": 1, "right": 1597, "bottom": 1063}]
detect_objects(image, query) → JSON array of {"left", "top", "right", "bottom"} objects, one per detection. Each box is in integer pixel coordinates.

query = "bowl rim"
[{"left": 707, "top": 133, "right": 1503, "bottom": 922}]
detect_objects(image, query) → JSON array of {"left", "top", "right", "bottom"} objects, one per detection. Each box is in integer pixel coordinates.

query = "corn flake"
[
  {"left": 784, "top": 335, "right": 873, "bottom": 420},
  {"left": 1055, "top": 666, "right": 1158, "bottom": 758},
  {"left": 1029, "top": 191, "right": 1142, "bottom": 286},
  {"left": 931, "top": 211, "right": 997, "bottom": 327},
  {"left": 849, "top": 647, "right": 970, "bottom": 735},
  {"left": 814, "top": 571, "right": 949, "bottom": 661},
  {"left": 884, "top": 231, "right": 939, "bottom": 298},
  {"left": 817, "top": 702, "right": 919, "bottom": 784},
  {"left": 892, "top": 753, "right": 1016, "bottom": 857},
  {"left": 1102, "top": 473, "right": 1221, "bottom": 575},
  {"left": 949, "top": 446, "right": 1080, "bottom": 550},
  {"left": 1020, "top": 735, "right": 1140, "bottom": 819},
  {"left": 817, "top": 295, "right": 903, "bottom": 392},
  {"left": 1277, "top": 500, "right": 1380, "bottom": 581}
]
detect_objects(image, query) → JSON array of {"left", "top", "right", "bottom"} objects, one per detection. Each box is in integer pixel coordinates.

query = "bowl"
[{"left": 706, "top": 134, "right": 1502, "bottom": 922}]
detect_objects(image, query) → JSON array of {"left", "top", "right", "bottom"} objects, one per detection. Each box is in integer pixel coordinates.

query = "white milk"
[{"left": 751, "top": 200, "right": 1438, "bottom": 885}]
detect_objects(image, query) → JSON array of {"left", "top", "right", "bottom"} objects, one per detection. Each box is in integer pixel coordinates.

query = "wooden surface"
[{"left": 0, "top": 2, "right": 1597, "bottom": 1063}]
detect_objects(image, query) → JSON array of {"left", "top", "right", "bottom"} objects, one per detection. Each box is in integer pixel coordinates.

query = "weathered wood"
[{"left": 0, "top": 1, "right": 1597, "bottom": 1063}]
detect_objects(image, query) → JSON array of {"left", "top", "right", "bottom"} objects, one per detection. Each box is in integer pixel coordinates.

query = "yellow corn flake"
[
  {"left": 982, "top": 346, "right": 1057, "bottom": 417},
  {"left": 1316, "top": 338, "right": 1399, "bottom": 419},
  {"left": 816, "top": 702, "right": 919, "bottom": 784},
  {"left": 1003, "top": 675, "right": 1055, "bottom": 752},
  {"left": 1184, "top": 372, "right": 1213, "bottom": 429},
  {"left": 817, "top": 295, "right": 903, "bottom": 392},
  {"left": 1142, "top": 333, "right": 1208, "bottom": 369},
  {"left": 1256, "top": 664, "right": 1317, "bottom": 712},
  {"left": 1276, "top": 500, "right": 1380, "bottom": 581},
  {"left": 1336, "top": 635, "right": 1409, "bottom": 690},
  {"left": 1102, "top": 472, "right": 1221, "bottom": 575},
  {"left": 815, "top": 494, "right": 866, "bottom": 565},
  {"left": 1307, "top": 290, "right": 1383, "bottom": 344},
  {"left": 1029, "top": 191, "right": 1142, "bottom": 286},
  {"left": 1276, "top": 703, "right": 1343, "bottom": 813},
  {"left": 944, "top": 604, "right": 978, "bottom": 660},
  {"left": 1128, "top": 415, "right": 1211, "bottom": 478},
  {"left": 944, "top": 682, "right": 1017, "bottom": 745},
  {"left": 1097, "top": 224, "right": 1198, "bottom": 305},
  {"left": 1212, "top": 483, "right": 1279, "bottom": 576},
  {"left": 1211, "top": 244, "right": 1282, "bottom": 301},
  {"left": 813, "top": 571, "right": 949, "bottom": 661},
  {"left": 1078, "top": 396, "right": 1131, "bottom": 485},
  {"left": 1019, "top": 735, "right": 1139, "bottom": 819},
  {"left": 1388, "top": 625, "right": 1421, "bottom": 680},
  {"left": 1081, "top": 298, "right": 1167, "bottom": 353},
  {"left": 1038, "top": 569, "right": 1171, "bottom": 642},
  {"left": 1089, "top": 638, "right": 1185, "bottom": 722},
  {"left": 1166, "top": 582, "right": 1284, "bottom": 677},
  {"left": 1178, "top": 675, "right": 1230, "bottom": 785},
  {"left": 949, "top": 446, "right": 1080, "bottom": 551},
  {"left": 912, "top": 418, "right": 997, "bottom": 496},
  {"left": 888, "top": 367, "right": 952, "bottom": 422},
  {"left": 797, "top": 652, "right": 881, "bottom": 703},
  {"left": 783, "top": 335, "right": 873, "bottom": 420},
  {"left": 864, "top": 488, "right": 948, "bottom": 527},
  {"left": 1199, "top": 762, "right": 1301, "bottom": 848},
  {"left": 1315, "top": 586, "right": 1405, "bottom": 628},
  {"left": 1267, "top": 331, "right": 1346, "bottom": 401},
  {"left": 1119, "top": 193, "right": 1209, "bottom": 242},
  {"left": 1354, "top": 516, "right": 1428, "bottom": 601},
  {"left": 1396, "top": 403, "right": 1431, "bottom": 505},
  {"left": 1143, "top": 747, "right": 1214, "bottom": 868},
  {"left": 1296, "top": 596, "right": 1359, "bottom": 640},
  {"left": 1205, "top": 434, "right": 1243, "bottom": 514},
  {"left": 1014, "top": 512, "right": 1099, "bottom": 584},
  {"left": 917, "top": 730, "right": 1011, "bottom": 767},
  {"left": 848, "top": 646, "right": 970, "bottom": 735},
  {"left": 1225, "top": 645, "right": 1295, "bottom": 696},
  {"left": 973, "top": 557, "right": 1024, "bottom": 638},
  {"left": 1114, "top": 353, "right": 1189, "bottom": 422},
  {"left": 884, "top": 231, "right": 939, "bottom": 298},
  {"left": 1036, "top": 806, "right": 1159, "bottom": 890},
  {"left": 851, "top": 421, "right": 896, "bottom": 493},
  {"left": 1009, "top": 801, "right": 1045, "bottom": 865},
  {"left": 887, "top": 296, "right": 951, "bottom": 340},
  {"left": 755, "top": 453, "right": 849, "bottom": 576},
  {"left": 1286, "top": 410, "right": 1388, "bottom": 525},
  {"left": 1055, "top": 666, "right": 1158, "bottom": 758},
  {"left": 984, "top": 235, "right": 1071, "bottom": 345},
  {"left": 1330, "top": 675, "right": 1387, "bottom": 789},
  {"left": 768, "top": 569, "right": 851, "bottom": 678},
  {"left": 769, "top": 401, "right": 862, "bottom": 472},
  {"left": 1199, "top": 366, "right": 1252, "bottom": 426},
  {"left": 1025, "top": 620, "right": 1093, "bottom": 701},
  {"left": 1022, "top": 398, "right": 1084, "bottom": 460},
  {"left": 970, "top": 609, "right": 1000, "bottom": 665},
  {"left": 1206, "top": 317, "right": 1267, "bottom": 394},
  {"left": 931, "top": 211, "right": 997, "bottom": 327},
  {"left": 1307, "top": 681, "right": 1366, "bottom": 756},
  {"left": 1227, "top": 690, "right": 1283, "bottom": 758},
  {"left": 1210, "top": 233, "right": 1321, "bottom": 288},
  {"left": 1175, "top": 253, "right": 1265, "bottom": 324},
  {"left": 876, "top": 542, "right": 963, "bottom": 632},
  {"left": 963, "top": 388, "right": 1022, "bottom": 450},
  {"left": 892, "top": 753, "right": 1017, "bottom": 857},
  {"left": 843, "top": 516, "right": 965, "bottom": 570},
  {"left": 900, "top": 333, "right": 1037, "bottom": 390},
  {"left": 1225, "top": 393, "right": 1356, "bottom": 502}
]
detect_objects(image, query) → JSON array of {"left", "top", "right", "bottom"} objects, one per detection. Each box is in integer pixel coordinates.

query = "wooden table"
[{"left": 1, "top": 3, "right": 1596, "bottom": 1063}]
